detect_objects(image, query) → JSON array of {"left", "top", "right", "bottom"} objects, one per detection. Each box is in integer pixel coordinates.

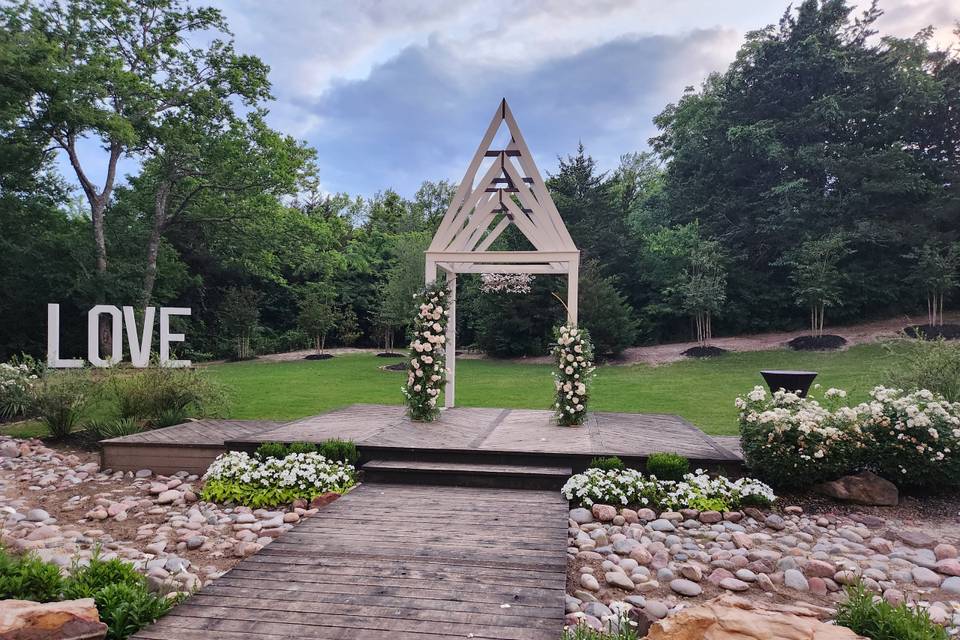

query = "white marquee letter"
[
  {"left": 87, "top": 305, "right": 123, "bottom": 367},
  {"left": 124, "top": 306, "right": 156, "bottom": 368},
  {"left": 159, "top": 307, "right": 191, "bottom": 368},
  {"left": 46, "top": 304, "right": 82, "bottom": 368}
]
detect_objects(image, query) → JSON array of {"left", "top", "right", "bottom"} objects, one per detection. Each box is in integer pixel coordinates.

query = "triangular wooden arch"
[{"left": 426, "top": 99, "right": 580, "bottom": 408}]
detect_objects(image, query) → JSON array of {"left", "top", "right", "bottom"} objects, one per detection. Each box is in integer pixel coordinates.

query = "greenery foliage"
[
  {"left": 835, "top": 583, "right": 949, "bottom": 640},
  {"left": 589, "top": 456, "right": 625, "bottom": 471},
  {"left": 885, "top": 337, "right": 960, "bottom": 402},
  {"left": 0, "top": 548, "right": 174, "bottom": 640},
  {"left": 253, "top": 439, "right": 357, "bottom": 465},
  {"left": 86, "top": 418, "right": 144, "bottom": 440},
  {"left": 107, "top": 367, "right": 228, "bottom": 427},
  {"left": 34, "top": 371, "right": 92, "bottom": 438},
  {"left": 645, "top": 452, "right": 690, "bottom": 481},
  {"left": 0, "top": 359, "right": 39, "bottom": 419},
  {"left": 562, "top": 618, "right": 642, "bottom": 640}
]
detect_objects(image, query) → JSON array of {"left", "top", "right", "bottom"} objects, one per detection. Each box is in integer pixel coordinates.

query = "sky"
[{"left": 59, "top": 0, "right": 957, "bottom": 199}]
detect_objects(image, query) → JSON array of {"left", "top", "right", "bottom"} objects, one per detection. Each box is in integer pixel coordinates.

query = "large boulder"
[
  {"left": 813, "top": 470, "right": 898, "bottom": 506},
  {"left": 0, "top": 598, "right": 107, "bottom": 639},
  {"left": 646, "top": 594, "right": 866, "bottom": 640}
]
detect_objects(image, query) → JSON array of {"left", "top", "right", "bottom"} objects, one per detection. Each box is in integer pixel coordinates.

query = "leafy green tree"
[
  {"left": 577, "top": 263, "right": 638, "bottom": 357},
  {"left": 219, "top": 287, "right": 261, "bottom": 360},
  {"left": 676, "top": 244, "right": 727, "bottom": 346},
  {"left": 906, "top": 242, "right": 960, "bottom": 327},
  {"left": 3, "top": 0, "right": 265, "bottom": 348},
  {"left": 297, "top": 292, "right": 338, "bottom": 355},
  {"left": 776, "top": 234, "right": 853, "bottom": 337},
  {"left": 378, "top": 232, "right": 430, "bottom": 347}
]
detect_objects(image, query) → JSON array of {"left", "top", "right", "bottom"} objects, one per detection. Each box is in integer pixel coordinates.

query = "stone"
[
  {"left": 580, "top": 573, "right": 600, "bottom": 592},
  {"left": 25, "top": 508, "right": 50, "bottom": 522},
  {"left": 645, "top": 595, "right": 865, "bottom": 640},
  {"left": 310, "top": 492, "right": 340, "bottom": 508},
  {"left": 814, "top": 470, "right": 898, "bottom": 506},
  {"left": 605, "top": 571, "right": 635, "bottom": 591},
  {"left": 731, "top": 532, "right": 753, "bottom": 549},
  {"left": 941, "top": 576, "right": 960, "bottom": 595},
  {"left": 156, "top": 489, "right": 180, "bottom": 504},
  {"left": 644, "top": 601, "right": 669, "bottom": 619},
  {"left": 894, "top": 528, "right": 937, "bottom": 549},
  {"left": 934, "top": 543, "right": 957, "bottom": 560},
  {"left": 0, "top": 440, "right": 20, "bottom": 458},
  {"left": 764, "top": 514, "right": 785, "bottom": 530},
  {"left": 591, "top": 504, "right": 616, "bottom": 522},
  {"left": 719, "top": 577, "right": 750, "bottom": 592},
  {"left": 649, "top": 519, "right": 675, "bottom": 532},
  {"left": 570, "top": 508, "right": 593, "bottom": 524},
  {"left": 636, "top": 508, "right": 656, "bottom": 521},
  {"left": 912, "top": 566, "right": 942, "bottom": 587},
  {"left": 784, "top": 569, "right": 809, "bottom": 592},
  {"left": 679, "top": 564, "right": 703, "bottom": 582},
  {"left": 0, "top": 598, "right": 107, "bottom": 639},
  {"left": 669, "top": 578, "right": 702, "bottom": 597},
  {"left": 935, "top": 559, "right": 960, "bottom": 576},
  {"left": 698, "top": 510, "right": 722, "bottom": 524},
  {"left": 803, "top": 559, "right": 837, "bottom": 578}
]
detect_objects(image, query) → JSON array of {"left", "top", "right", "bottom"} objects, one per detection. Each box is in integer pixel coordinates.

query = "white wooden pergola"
[{"left": 426, "top": 99, "right": 579, "bottom": 408}]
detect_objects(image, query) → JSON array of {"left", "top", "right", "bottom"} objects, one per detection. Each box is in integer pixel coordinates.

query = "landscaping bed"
[
  {"left": 787, "top": 334, "right": 848, "bottom": 351},
  {"left": 904, "top": 324, "right": 960, "bottom": 340},
  {"left": 681, "top": 346, "right": 728, "bottom": 358}
]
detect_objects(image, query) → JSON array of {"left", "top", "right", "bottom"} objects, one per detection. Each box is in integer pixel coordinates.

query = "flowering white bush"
[
  {"left": 737, "top": 385, "right": 960, "bottom": 489},
  {"left": 561, "top": 467, "right": 775, "bottom": 510},
  {"left": 201, "top": 450, "right": 357, "bottom": 507},
  {"left": 553, "top": 325, "right": 596, "bottom": 426},
  {"left": 479, "top": 273, "right": 534, "bottom": 294},
  {"left": 402, "top": 281, "right": 450, "bottom": 421},
  {"left": 0, "top": 360, "right": 40, "bottom": 419}
]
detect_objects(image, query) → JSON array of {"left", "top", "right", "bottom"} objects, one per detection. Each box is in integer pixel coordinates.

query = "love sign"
[{"left": 47, "top": 303, "right": 191, "bottom": 368}]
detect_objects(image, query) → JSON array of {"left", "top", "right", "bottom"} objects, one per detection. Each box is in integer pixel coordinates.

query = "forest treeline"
[{"left": 1, "top": 0, "right": 958, "bottom": 361}]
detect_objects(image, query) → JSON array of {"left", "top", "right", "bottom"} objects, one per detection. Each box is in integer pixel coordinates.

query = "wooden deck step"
[{"left": 362, "top": 459, "right": 572, "bottom": 490}]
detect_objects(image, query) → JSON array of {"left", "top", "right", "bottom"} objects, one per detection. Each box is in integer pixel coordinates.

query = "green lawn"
[{"left": 206, "top": 344, "right": 895, "bottom": 435}]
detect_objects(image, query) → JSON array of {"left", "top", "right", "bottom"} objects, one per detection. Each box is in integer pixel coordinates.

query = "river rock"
[
  {"left": 814, "top": 471, "right": 898, "bottom": 506},
  {"left": 0, "top": 598, "right": 107, "bottom": 639}
]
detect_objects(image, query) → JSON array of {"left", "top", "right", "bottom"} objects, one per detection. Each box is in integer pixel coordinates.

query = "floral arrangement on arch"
[
  {"left": 479, "top": 273, "right": 534, "bottom": 294},
  {"left": 552, "top": 325, "right": 595, "bottom": 426},
  {"left": 402, "top": 280, "right": 450, "bottom": 421}
]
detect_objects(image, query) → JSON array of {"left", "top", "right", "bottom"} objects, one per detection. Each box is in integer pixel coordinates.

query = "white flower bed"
[
  {"left": 0, "top": 361, "right": 39, "bottom": 418},
  {"left": 201, "top": 450, "right": 357, "bottom": 507},
  {"left": 737, "top": 384, "right": 960, "bottom": 489},
  {"left": 553, "top": 325, "right": 596, "bottom": 426},
  {"left": 561, "top": 467, "right": 775, "bottom": 510},
  {"left": 402, "top": 281, "right": 449, "bottom": 421}
]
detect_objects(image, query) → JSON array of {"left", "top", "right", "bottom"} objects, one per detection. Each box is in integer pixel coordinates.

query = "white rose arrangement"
[
  {"left": 402, "top": 280, "right": 450, "bottom": 421},
  {"left": 552, "top": 325, "right": 596, "bottom": 426}
]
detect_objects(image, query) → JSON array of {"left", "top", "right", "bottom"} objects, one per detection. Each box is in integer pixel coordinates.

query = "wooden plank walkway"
[{"left": 133, "top": 483, "right": 569, "bottom": 640}]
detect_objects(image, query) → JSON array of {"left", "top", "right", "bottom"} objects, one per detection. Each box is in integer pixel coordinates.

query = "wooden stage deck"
[
  {"left": 231, "top": 404, "right": 741, "bottom": 465},
  {"left": 133, "top": 483, "right": 569, "bottom": 640},
  {"left": 101, "top": 404, "right": 742, "bottom": 473}
]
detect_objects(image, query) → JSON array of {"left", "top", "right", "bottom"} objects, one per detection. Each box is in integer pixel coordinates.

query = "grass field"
[{"left": 205, "top": 344, "right": 896, "bottom": 435}]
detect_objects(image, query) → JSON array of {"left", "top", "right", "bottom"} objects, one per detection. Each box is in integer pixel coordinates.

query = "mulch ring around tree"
[
  {"left": 904, "top": 324, "right": 960, "bottom": 340},
  {"left": 376, "top": 352, "right": 406, "bottom": 358},
  {"left": 381, "top": 363, "right": 407, "bottom": 372},
  {"left": 304, "top": 353, "right": 335, "bottom": 360},
  {"left": 787, "top": 334, "right": 847, "bottom": 351},
  {"left": 681, "top": 346, "right": 729, "bottom": 358}
]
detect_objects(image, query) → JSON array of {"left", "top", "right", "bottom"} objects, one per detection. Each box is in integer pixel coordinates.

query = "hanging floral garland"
[
  {"left": 402, "top": 280, "right": 450, "bottom": 421},
  {"left": 479, "top": 273, "right": 534, "bottom": 294},
  {"left": 552, "top": 325, "right": 596, "bottom": 426}
]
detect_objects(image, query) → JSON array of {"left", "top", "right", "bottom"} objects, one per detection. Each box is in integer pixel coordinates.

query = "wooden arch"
[{"left": 426, "top": 98, "right": 580, "bottom": 408}]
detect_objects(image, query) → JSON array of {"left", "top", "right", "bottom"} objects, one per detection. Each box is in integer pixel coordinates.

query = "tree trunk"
[{"left": 142, "top": 180, "right": 172, "bottom": 307}]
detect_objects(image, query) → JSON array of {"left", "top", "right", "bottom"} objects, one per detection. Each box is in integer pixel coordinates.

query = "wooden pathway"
[{"left": 133, "top": 483, "right": 569, "bottom": 640}]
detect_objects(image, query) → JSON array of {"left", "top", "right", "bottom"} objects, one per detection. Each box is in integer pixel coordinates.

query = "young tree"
[
  {"left": 677, "top": 245, "right": 727, "bottom": 346},
  {"left": 3, "top": 0, "right": 266, "bottom": 348},
  {"left": 907, "top": 242, "right": 960, "bottom": 327},
  {"left": 377, "top": 232, "right": 430, "bottom": 345},
  {"left": 336, "top": 306, "right": 361, "bottom": 347},
  {"left": 298, "top": 293, "right": 339, "bottom": 355},
  {"left": 777, "top": 234, "right": 853, "bottom": 337},
  {"left": 219, "top": 287, "right": 261, "bottom": 360}
]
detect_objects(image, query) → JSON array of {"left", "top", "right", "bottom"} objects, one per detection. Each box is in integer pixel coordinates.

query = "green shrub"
[
  {"left": 288, "top": 441, "right": 319, "bottom": 455},
  {"left": 318, "top": 438, "right": 358, "bottom": 465},
  {"left": 0, "top": 549, "right": 64, "bottom": 602},
  {"left": 589, "top": 456, "right": 625, "bottom": 471},
  {"left": 63, "top": 551, "right": 146, "bottom": 599},
  {"left": 255, "top": 442, "right": 289, "bottom": 460},
  {"left": 107, "top": 367, "right": 228, "bottom": 427},
  {"left": 34, "top": 372, "right": 92, "bottom": 439},
  {"left": 87, "top": 418, "right": 143, "bottom": 440},
  {"left": 835, "top": 583, "right": 948, "bottom": 640},
  {"left": 885, "top": 337, "right": 960, "bottom": 402},
  {"left": 92, "top": 582, "right": 176, "bottom": 640},
  {"left": 645, "top": 452, "right": 689, "bottom": 481},
  {"left": 0, "top": 358, "right": 39, "bottom": 419}
]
